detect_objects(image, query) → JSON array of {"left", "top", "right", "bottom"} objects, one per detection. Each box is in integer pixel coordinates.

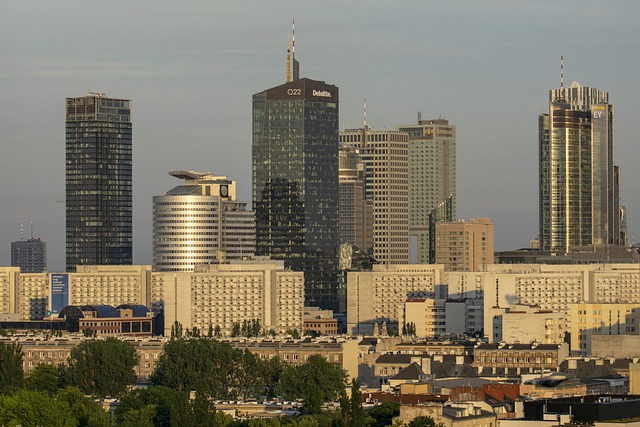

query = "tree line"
[{"left": 0, "top": 337, "right": 440, "bottom": 427}]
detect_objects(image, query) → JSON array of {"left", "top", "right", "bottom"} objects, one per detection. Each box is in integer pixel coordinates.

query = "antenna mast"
[
  {"left": 286, "top": 40, "right": 291, "bottom": 82},
  {"left": 20, "top": 217, "right": 24, "bottom": 241},
  {"left": 292, "top": 18, "right": 300, "bottom": 81},
  {"left": 30, "top": 221, "right": 34, "bottom": 240},
  {"left": 363, "top": 98, "right": 367, "bottom": 130}
]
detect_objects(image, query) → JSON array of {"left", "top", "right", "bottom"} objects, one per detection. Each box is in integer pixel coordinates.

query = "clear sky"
[{"left": 1, "top": 1, "right": 639, "bottom": 272}]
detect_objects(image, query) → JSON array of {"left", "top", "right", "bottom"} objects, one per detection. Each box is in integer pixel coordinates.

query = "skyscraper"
[
  {"left": 397, "top": 117, "right": 456, "bottom": 263},
  {"left": 153, "top": 171, "right": 255, "bottom": 271},
  {"left": 539, "top": 81, "right": 621, "bottom": 253},
  {"left": 66, "top": 93, "right": 132, "bottom": 271},
  {"left": 338, "top": 146, "right": 373, "bottom": 255},
  {"left": 339, "top": 128, "right": 410, "bottom": 264},
  {"left": 252, "top": 78, "right": 340, "bottom": 310},
  {"left": 11, "top": 238, "right": 47, "bottom": 273}
]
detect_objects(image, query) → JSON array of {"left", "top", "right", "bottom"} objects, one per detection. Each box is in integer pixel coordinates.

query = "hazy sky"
[{"left": 1, "top": 1, "right": 639, "bottom": 272}]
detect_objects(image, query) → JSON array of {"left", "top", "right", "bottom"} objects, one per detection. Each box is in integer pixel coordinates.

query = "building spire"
[
  {"left": 292, "top": 17, "right": 300, "bottom": 81},
  {"left": 363, "top": 98, "right": 367, "bottom": 130},
  {"left": 286, "top": 40, "right": 291, "bottom": 83}
]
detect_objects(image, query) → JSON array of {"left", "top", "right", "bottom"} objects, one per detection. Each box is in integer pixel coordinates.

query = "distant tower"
[
  {"left": 65, "top": 92, "right": 132, "bottom": 271},
  {"left": 153, "top": 171, "right": 255, "bottom": 271},
  {"left": 11, "top": 221, "right": 47, "bottom": 273},
  {"left": 340, "top": 125, "right": 410, "bottom": 265},
  {"left": 539, "top": 78, "right": 620, "bottom": 252},
  {"left": 397, "top": 118, "right": 457, "bottom": 263}
]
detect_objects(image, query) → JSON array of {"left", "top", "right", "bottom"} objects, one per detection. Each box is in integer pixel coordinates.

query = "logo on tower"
[{"left": 220, "top": 185, "right": 229, "bottom": 198}]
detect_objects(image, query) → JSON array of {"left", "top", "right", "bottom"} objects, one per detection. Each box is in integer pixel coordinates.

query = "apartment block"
[{"left": 435, "top": 218, "right": 494, "bottom": 271}]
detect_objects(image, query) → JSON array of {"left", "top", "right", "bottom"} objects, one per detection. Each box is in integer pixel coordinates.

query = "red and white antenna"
[
  {"left": 292, "top": 18, "right": 295, "bottom": 60},
  {"left": 363, "top": 98, "right": 367, "bottom": 130},
  {"left": 560, "top": 55, "right": 564, "bottom": 89}
]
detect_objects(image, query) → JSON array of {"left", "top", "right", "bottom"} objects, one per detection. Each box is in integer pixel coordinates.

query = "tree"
[
  {"left": 56, "top": 386, "right": 110, "bottom": 427},
  {"left": 368, "top": 402, "right": 400, "bottom": 427},
  {"left": 115, "top": 386, "right": 231, "bottom": 427},
  {"left": 152, "top": 337, "right": 269, "bottom": 400},
  {"left": 407, "top": 416, "right": 439, "bottom": 427},
  {"left": 63, "top": 337, "right": 139, "bottom": 397},
  {"left": 0, "top": 341, "right": 24, "bottom": 394},
  {"left": 280, "top": 354, "right": 347, "bottom": 415},
  {"left": 0, "top": 389, "right": 76, "bottom": 426},
  {"left": 26, "top": 363, "right": 61, "bottom": 395}
]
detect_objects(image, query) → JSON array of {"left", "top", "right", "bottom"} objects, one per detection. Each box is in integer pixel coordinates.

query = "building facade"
[
  {"left": 539, "top": 81, "right": 621, "bottom": 253},
  {"left": 252, "top": 78, "right": 340, "bottom": 310},
  {"left": 435, "top": 218, "right": 494, "bottom": 272},
  {"left": 152, "top": 261, "right": 304, "bottom": 336},
  {"left": 66, "top": 93, "right": 132, "bottom": 271},
  {"left": 153, "top": 171, "right": 255, "bottom": 271},
  {"left": 338, "top": 146, "right": 373, "bottom": 255},
  {"left": 397, "top": 118, "right": 456, "bottom": 264},
  {"left": 339, "top": 128, "right": 410, "bottom": 265},
  {"left": 11, "top": 238, "right": 47, "bottom": 273}
]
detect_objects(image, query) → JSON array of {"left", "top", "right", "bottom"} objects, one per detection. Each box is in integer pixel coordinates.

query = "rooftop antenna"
[
  {"left": 20, "top": 216, "right": 24, "bottom": 241},
  {"left": 292, "top": 18, "right": 300, "bottom": 81},
  {"left": 363, "top": 98, "right": 367, "bottom": 130},
  {"left": 30, "top": 221, "right": 34, "bottom": 240},
  {"left": 556, "top": 54, "right": 566, "bottom": 102},
  {"left": 286, "top": 40, "right": 291, "bottom": 83},
  {"left": 418, "top": 111, "right": 422, "bottom": 123}
]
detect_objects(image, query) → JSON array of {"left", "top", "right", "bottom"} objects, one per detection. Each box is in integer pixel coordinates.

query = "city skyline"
[{"left": 1, "top": 1, "right": 639, "bottom": 272}]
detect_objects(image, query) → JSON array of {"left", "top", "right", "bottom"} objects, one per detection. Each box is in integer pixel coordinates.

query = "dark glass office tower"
[
  {"left": 66, "top": 93, "right": 132, "bottom": 271},
  {"left": 252, "top": 78, "right": 340, "bottom": 310}
]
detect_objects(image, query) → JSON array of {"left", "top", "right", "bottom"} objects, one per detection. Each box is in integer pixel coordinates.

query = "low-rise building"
[
  {"left": 473, "top": 342, "right": 568, "bottom": 376},
  {"left": 491, "top": 304, "right": 565, "bottom": 344},
  {"left": 303, "top": 307, "right": 338, "bottom": 335}
]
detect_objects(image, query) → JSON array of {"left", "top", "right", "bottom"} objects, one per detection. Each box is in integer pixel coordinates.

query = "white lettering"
[
  {"left": 593, "top": 110, "right": 604, "bottom": 118},
  {"left": 287, "top": 88, "right": 302, "bottom": 95},
  {"left": 312, "top": 90, "right": 332, "bottom": 97}
]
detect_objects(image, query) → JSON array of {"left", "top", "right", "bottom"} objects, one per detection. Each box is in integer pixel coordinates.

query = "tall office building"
[
  {"left": 397, "top": 118, "right": 456, "bottom": 263},
  {"left": 339, "top": 128, "right": 410, "bottom": 264},
  {"left": 11, "top": 238, "right": 47, "bottom": 273},
  {"left": 66, "top": 93, "right": 132, "bottom": 271},
  {"left": 153, "top": 171, "right": 255, "bottom": 272},
  {"left": 252, "top": 78, "right": 340, "bottom": 310},
  {"left": 338, "top": 146, "right": 373, "bottom": 255},
  {"left": 539, "top": 81, "right": 621, "bottom": 252}
]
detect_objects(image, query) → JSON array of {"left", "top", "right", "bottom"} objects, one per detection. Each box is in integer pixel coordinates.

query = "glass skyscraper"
[
  {"left": 252, "top": 78, "right": 340, "bottom": 311},
  {"left": 539, "top": 81, "right": 621, "bottom": 253},
  {"left": 66, "top": 93, "right": 132, "bottom": 271}
]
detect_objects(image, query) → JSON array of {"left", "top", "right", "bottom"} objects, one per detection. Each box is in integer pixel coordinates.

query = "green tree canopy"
[
  {"left": 368, "top": 401, "right": 400, "bottom": 427},
  {"left": 0, "top": 389, "right": 77, "bottom": 427},
  {"left": 407, "top": 416, "right": 439, "bottom": 427},
  {"left": 116, "top": 386, "right": 232, "bottom": 427},
  {"left": 0, "top": 341, "right": 24, "bottom": 394},
  {"left": 279, "top": 354, "right": 347, "bottom": 415},
  {"left": 152, "top": 337, "right": 276, "bottom": 400},
  {"left": 63, "top": 337, "right": 139, "bottom": 397},
  {"left": 26, "top": 363, "right": 61, "bottom": 395}
]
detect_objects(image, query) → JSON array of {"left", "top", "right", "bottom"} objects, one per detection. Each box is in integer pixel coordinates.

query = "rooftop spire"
[
  {"left": 292, "top": 18, "right": 300, "bottom": 81},
  {"left": 286, "top": 40, "right": 291, "bottom": 83}
]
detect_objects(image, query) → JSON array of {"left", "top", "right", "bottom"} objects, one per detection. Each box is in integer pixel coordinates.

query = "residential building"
[
  {"left": 303, "top": 307, "right": 338, "bottom": 335},
  {"left": 397, "top": 118, "right": 456, "bottom": 264},
  {"left": 66, "top": 93, "right": 132, "bottom": 271},
  {"left": 340, "top": 128, "right": 410, "bottom": 265},
  {"left": 569, "top": 303, "right": 640, "bottom": 355},
  {"left": 473, "top": 342, "right": 569, "bottom": 375},
  {"left": 399, "top": 298, "right": 483, "bottom": 338},
  {"left": 435, "top": 218, "right": 494, "bottom": 271},
  {"left": 539, "top": 81, "right": 622, "bottom": 253},
  {"left": 346, "top": 264, "right": 445, "bottom": 334},
  {"left": 253, "top": 78, "right": 339, "bottom": 310},
  {"left": 491, "top": 304, "right": 565, "bottom": 344},
  {"left": 152, "top": 261, "right": 304, "bottom": 336},
  {"left": 11, "top": 238, "right": 46, "bottom": 273},
  {"left": 153, "top": 171, "right": 255, "bottom": 271}
]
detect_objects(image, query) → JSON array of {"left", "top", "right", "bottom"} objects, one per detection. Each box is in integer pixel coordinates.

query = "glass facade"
[
  {"left": 539, "top": 83, "right": 620, "bottom": 253},
  {"left": 252, "top": 78, "right": 340, "bottom": 311},
  {"left": 65, "top": 94, "right": 132, "bottom": 271}
]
